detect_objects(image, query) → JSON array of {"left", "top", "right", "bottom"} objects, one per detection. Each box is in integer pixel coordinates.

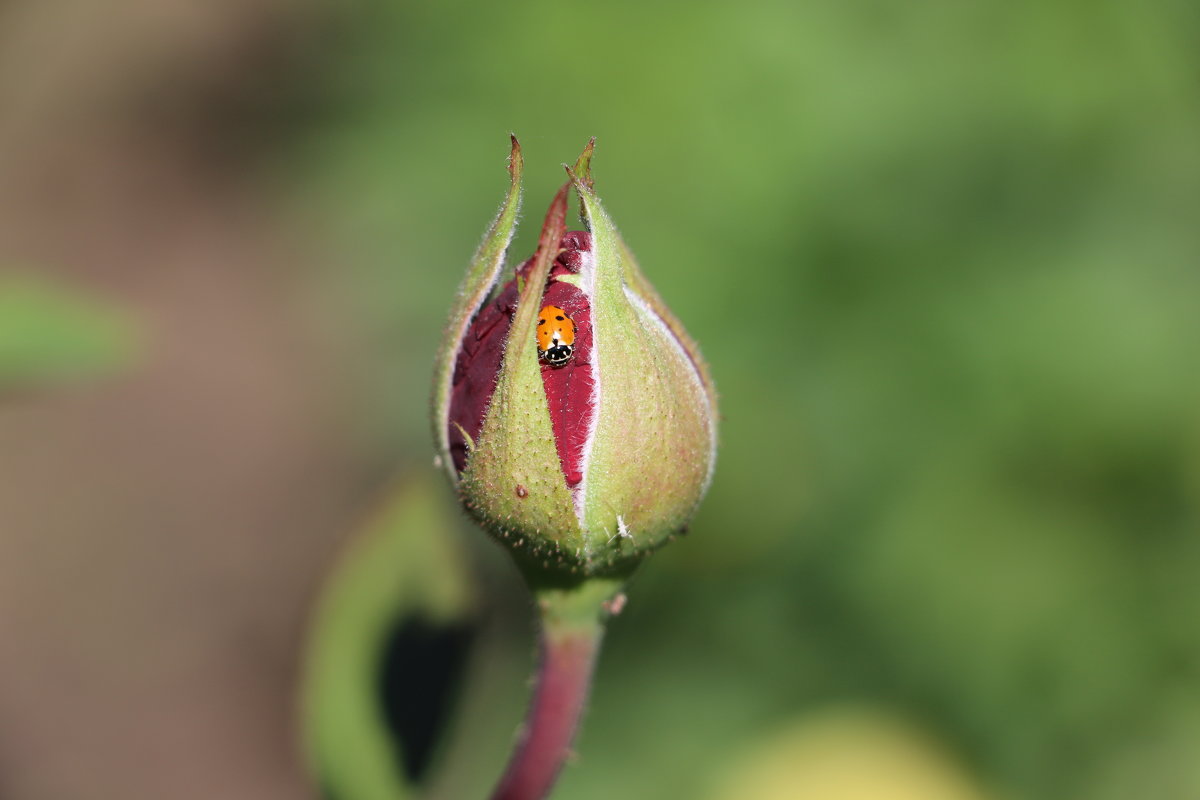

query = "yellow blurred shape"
[{"left": 708, "top": 708, "right": 995, "bottom": 800}]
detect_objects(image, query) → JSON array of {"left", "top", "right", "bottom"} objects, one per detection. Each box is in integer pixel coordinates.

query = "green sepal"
[
  {"left": 459, "top": 183, "right": 586, "bottom": 570},
  {"left": 616, "top": 236, "right": 719, "bottom": 418},
  {"left": 432, "top": 136, "right": 523, "bottom": 486},
  {"left": 571, "top": 173, "right": 717, "bottom": 559}
]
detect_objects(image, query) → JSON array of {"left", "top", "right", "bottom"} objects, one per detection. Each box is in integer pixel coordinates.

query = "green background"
[
  {"left": 293, "top": 2, "right": 1199, "bottom": 797},
  {"left": 6, "top": 0, "right": 1198, "bottom": 798}
]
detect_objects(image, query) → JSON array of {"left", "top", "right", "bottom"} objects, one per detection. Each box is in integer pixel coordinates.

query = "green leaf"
[
  {"left": 0, "top": 272, "right": 138, "bottom": 389},
  {"left": 301, "top": 475, "right": 476, "bottom": 800}
]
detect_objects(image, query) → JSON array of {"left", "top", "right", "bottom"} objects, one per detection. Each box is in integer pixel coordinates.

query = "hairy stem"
[{"left": 489, "top": 578, "right": 623, "bottom": 800}]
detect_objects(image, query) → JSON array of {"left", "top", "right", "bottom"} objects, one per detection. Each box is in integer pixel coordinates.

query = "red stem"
[{"left": 489, "top": 622, "right": 603, "bottom": 800}]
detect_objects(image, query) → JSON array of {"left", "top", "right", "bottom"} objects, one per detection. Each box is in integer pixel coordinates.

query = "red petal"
[
  {"left": 447, "top": 277, "right": 518, "bottom": 473},
  {"left": 539, "top": 233, "right": 594, "bottom": 487}
]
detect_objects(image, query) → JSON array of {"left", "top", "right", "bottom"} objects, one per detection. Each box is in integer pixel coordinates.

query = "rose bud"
[{"left": 432, "top": 137, "right": 716, "bottom": 582}]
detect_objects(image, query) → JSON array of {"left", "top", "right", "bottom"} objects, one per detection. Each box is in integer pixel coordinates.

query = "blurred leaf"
[
  {"left": 0, "top": 272, "right": 138, "bottom": 390},
  {"left": 301, "top": 474, "right": 477, "bottom": 800}
]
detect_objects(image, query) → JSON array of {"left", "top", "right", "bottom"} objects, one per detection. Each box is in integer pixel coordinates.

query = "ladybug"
[{"left": 536, "top": 305, "right": 576, "bottom": 367}]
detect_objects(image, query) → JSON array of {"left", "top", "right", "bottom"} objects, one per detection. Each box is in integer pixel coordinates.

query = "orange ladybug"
[{"left": 536, "top": 305, "right": 576, "bottom": 367}]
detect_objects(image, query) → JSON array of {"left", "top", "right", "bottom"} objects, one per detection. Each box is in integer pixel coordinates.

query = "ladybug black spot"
[{"left": 543, "top": 344, "right": 573, "bottom": 367}]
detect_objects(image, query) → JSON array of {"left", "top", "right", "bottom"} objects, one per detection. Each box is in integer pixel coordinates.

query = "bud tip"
[{"left": 508, "top": 134, "right": 523, "bottom": 177}]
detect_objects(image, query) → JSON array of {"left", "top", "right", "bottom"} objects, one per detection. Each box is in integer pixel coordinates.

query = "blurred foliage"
[
  {"left": 288, "top": 0, "right": 1200, "bottom": 798},
  {"left": 302, "top": 476, "right": 474, "bottom": 800},
  {"left": 0, "top": 272, "right": 137, "bottom": 391},
  {"left": 303, "top": 474, "right": 538, "bottom": 800}
]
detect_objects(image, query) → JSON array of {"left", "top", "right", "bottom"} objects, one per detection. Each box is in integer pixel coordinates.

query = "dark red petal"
[
  {"left": 447, "top": 277, "right": 519, "bottom": 473},
  {"left": 540, "top": 233, "right": 594, "bottom": 487}
]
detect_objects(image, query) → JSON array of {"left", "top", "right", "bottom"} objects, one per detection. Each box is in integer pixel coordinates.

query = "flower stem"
[{"left": 489, "top": 578, "right": 624, "bottom": 800}]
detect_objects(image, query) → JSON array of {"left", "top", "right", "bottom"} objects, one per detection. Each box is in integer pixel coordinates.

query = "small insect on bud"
[
  {"left": 432, "top": 137, "right": 716, "bottom": 582},
  {"left": 535, "top": 305, "right": 576, "bottom": 367}
]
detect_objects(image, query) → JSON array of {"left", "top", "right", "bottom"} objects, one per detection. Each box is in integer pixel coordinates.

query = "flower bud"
[{"left": 432, "top": 138, "right": 716, "bottom": 581}]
